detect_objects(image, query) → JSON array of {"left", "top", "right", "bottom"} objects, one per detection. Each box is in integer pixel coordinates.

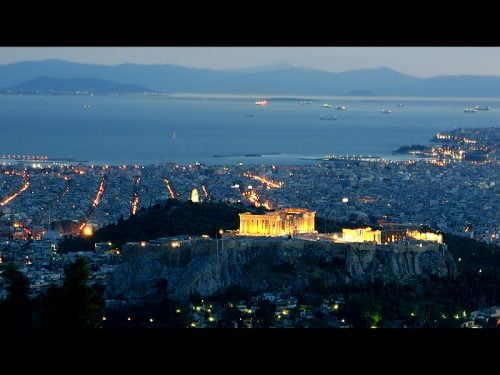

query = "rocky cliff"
[{"left": 105, "top": 238, "right": 457, "bottom": 302}]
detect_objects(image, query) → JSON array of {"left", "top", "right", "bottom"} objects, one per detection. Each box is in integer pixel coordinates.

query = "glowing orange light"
[
  {"left": 131, "top": 192, "right": 139, "bottom": 215},
  {"left": 0, "top": 171, "right": 30, "bottom": 206},
  {"left": 81, "top": 225, "right": 93, "bottom": 237},
  {"left": 244, "top": 172, "right": 283, "bottom": 189},
  {"left": 164, "top": 179, "right": 175, "bottom": 199}
]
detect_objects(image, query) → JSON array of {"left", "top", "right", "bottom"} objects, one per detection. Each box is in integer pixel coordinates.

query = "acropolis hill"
[
  {"left": 113, "top": 235, "right": 454, "bottom": 300},
  {"left": 104, "top": 205, "right": 454, "bottom": 300}
]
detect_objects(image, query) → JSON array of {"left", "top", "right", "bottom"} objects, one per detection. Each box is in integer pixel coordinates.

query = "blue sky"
[{"left": 1, "top": 47, "right": 499, "bottom": 78}]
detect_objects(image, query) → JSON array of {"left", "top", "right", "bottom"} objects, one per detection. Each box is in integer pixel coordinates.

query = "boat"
[
  {"left": 475, "top": 105, "right": 491, "bottom": 111},
  {"left": 335, "top": 105, "right": 347, "bottom": 110},
  {"left": 382, "top": 109, "right": 392, "bottom": 114},
  {"left": 299, "top": 101, "right": 313, "bottom": 105},
  {"left": 320, "top": 115, "right": 338, "bottom": 120},
  {"left": 255, "top": 99, "right": 267, "bottom": 106},
  {"left": 397, "top": 102, "right": 404, "bottom": 107},
  {"left": 323, "top": 104, "right": 332, "bottom": 108},
  {"left": 83, "top": 104, "right": 92, "bottom": 109},
  {"left": 464, "top": 108, "right": 477, "bottom": 113}
]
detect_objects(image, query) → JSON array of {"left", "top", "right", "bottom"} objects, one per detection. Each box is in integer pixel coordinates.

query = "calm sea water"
[{"left": 0, "top": 94, "right": 498, "bottom": 166}]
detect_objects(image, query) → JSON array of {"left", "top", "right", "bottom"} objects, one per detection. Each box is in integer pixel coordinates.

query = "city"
[
  {"left": 0, "top": 127, "right": 498, "bottom": 328},
  {"left": 0, "top": 47, "right": 498, "bottom": 331}
]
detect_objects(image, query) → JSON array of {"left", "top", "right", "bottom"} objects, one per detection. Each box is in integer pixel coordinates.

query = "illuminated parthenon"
[{"left": 239, "top": 208, "right": 316, "bottom": 237}]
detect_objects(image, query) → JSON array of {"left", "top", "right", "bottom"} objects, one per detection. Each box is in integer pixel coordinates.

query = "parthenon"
[{"left": 239, "top": 208, "right": 316, "bottom": 236}]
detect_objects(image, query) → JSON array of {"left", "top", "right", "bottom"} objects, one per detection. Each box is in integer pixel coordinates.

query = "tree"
[
  {"left": 0, "top": 263, "right": 32, "bottom": 331},
  {"left": 43, "top": 257, "right": 104, "bottom": 329},
  {"left": 255, "top": 300, "right": 276, "bottom": 328}
]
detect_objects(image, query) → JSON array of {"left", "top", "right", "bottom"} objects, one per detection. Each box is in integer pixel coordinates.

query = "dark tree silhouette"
[
  {"left": 0, "top": 263, "right": 32, "bottom": 331},
  {"left": 43, "top": 257, "right": 104, "bottom": 329},
  {"left": 255, "top": 300, "right": 276, "bottom": 328}
]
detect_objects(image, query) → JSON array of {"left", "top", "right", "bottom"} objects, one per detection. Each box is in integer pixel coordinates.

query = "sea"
[{"left": 0, "top": 94, "right": 498, "bottom": 166}]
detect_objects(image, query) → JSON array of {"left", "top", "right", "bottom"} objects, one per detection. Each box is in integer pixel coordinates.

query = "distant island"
[{"left": 1, "top": 76, "right": 154, "bottom": 95}]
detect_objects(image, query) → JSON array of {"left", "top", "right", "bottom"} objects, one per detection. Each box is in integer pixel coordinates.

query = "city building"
[
  {"left": 190, "top": 188, "right": 200, "bottom": 203},
  {"left": 406, "top": 230, "right": 443, "bottom": 244},
  {"left": 239, "top": 208, "right": 315, "bottom": 237},
  {"left": 340, "top": 227, "right": 382, "bottom": 244}
]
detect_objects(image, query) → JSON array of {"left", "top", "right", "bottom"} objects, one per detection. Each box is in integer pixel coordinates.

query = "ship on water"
[
  {"left": 255, "top": 99, "right": 267, "bottom": 106},
  {"left": 382, "top": 109, "right": 392, "bottom": 114},
  {"left": 475, "top": 105, "right": 491, "bottom": 111},
  {"left": 464, "top": 108, "right": 477, "bottom": 113}
]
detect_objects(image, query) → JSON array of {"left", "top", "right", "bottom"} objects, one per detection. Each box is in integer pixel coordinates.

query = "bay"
[{"left": 0, "top": 94, "right": 498, "bottom": 166}]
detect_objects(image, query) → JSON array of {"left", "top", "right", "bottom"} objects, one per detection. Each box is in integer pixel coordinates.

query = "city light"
[
  {"left": 164, "top": 178, "right": 175, "bottom": 199},
  {"left": 201, "top": 184, "right": 210, "bottom": 200},
  {"left": 130, "top": 191, "right": 139, "bottom": 215},
  {"left": 81, "top": 225, "right": 93, "bottom": 237},
  {"left": 0, "top": 170, "right": 30, "bottom": 206},
  {"left": 92, "top": 175, "right": 106, "bottom": 207},
  {"left": 243, "top": 171, "right": 283, "bottom": 189}
]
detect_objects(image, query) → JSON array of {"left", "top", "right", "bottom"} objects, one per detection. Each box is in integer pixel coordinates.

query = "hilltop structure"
[
  {"left": 190, "top": 188, "right": 200, "bottom": 203},
  {"left": 340, "top": 227, "right": 382, "bottom": 244},
  {"left": 239, "top": 208, "right": 316, "bottom": 236},
  {"left": 406, "top": 230, "right": 443, "bottom": 244}
]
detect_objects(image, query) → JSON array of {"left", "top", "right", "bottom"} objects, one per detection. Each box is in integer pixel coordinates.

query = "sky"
[{"left": 1, "top": 47, "right": 500, "bottom": 78}]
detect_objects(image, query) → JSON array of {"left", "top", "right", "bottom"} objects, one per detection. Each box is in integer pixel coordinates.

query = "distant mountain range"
[
  {"left": 1, "top": 59, "right": 500, "bottom": 97},
  {"left": 1, "top": 76, "right": 153, "bottom": 94}
]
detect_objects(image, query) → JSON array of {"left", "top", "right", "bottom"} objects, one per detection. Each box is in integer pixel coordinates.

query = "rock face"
[
  {"left": 344, "top": 242, "right": 456, "bottom": 284},
  {"left": 105, "top": 238, "right": 457, "bottom": 302}
]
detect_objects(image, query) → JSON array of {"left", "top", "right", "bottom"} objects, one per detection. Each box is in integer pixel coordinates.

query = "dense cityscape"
[
  {"left": 0, "top": 126, "right": 498, "bottom": 329},
  {"left": 1, "top": 46, "right": 500, "bottom": 332}
]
